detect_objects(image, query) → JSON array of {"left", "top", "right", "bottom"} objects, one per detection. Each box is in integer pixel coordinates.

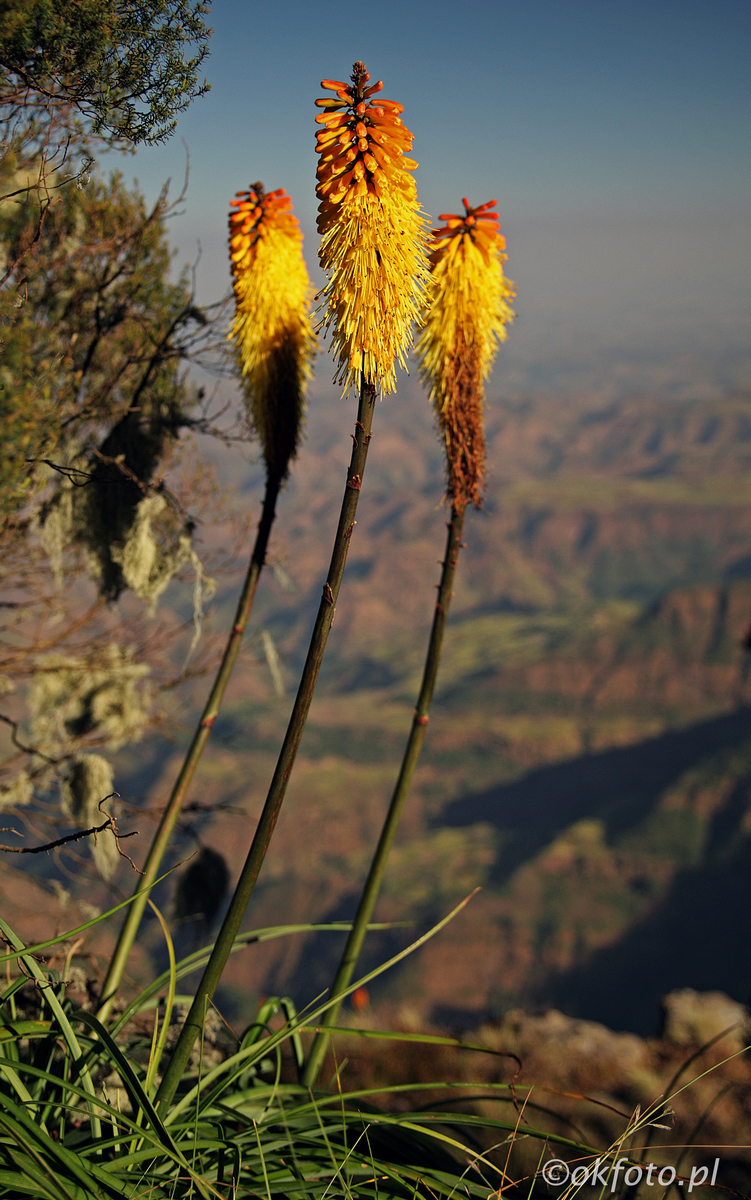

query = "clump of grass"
[{"left": 1, "top": 903, "right": 740, "bottom": 1199}]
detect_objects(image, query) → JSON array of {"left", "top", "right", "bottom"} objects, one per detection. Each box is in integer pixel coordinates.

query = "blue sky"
[{"left": 104, "top": 0, "right": 751, "bottom": 398}]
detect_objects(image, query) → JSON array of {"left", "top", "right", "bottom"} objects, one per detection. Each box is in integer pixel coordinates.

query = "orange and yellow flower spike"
[
  {"left": 416, "top": 198, "right": 516, "bottom": 508},
  {"left": 229, "top": 182, "right": 315, "bottom": 481},
  {"left": 315, "top": 61, "right": 430, "bottom": 395}
]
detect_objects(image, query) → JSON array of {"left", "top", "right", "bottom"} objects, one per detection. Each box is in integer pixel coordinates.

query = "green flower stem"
[
  {"left": 97, "top": 469, "right": 283, "bottom": 1022},
  {"left": 301, "top": 501, "right": 467, "bottom": 1088},
  {"left": 155, "top": 376, "right": 377, "bottom": 1110}
]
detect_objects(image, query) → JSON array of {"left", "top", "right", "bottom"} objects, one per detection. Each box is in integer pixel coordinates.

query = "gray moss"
[
  {"left": 29, "top": 644, "right": 151, "bottom": 753},
  {"left": 60, "top": 753, "right": 120, "bottom": 880},
  {"left": 0, "top": 771, "right": 33, "bottom": 811}
]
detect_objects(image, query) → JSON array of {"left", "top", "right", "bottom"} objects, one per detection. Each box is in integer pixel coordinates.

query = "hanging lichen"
[
  {"left": 34, "top": 385, "right": 212, "bottom": 602},
  {"left": 36, "top": 462, "right": 79, "bottom": 587},
  {"left": 76, "top": 401, "right": 187, "bottom": 599},
  {"left": 0, "top": 771, "right": 33, "bottom": 812},
  {"left": 37, "top": 461, "right": 215, "bottom": 646},
  {"left": 108, "top": 492, "right": 190, "bottom": 605},
  {"left": 60, "top": 753, "right": 119, "bottom": 880},
  {"left": 29, "top": 643, "right": 152, "bottom": 753}
]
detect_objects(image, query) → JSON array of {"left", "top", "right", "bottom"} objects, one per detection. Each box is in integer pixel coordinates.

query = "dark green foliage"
[
  {"left": 0, "top": 0, "right": 215, "bottom": 511},
  {"left": 0, "top": 0, "right": 229, "bottom": 935},
  {"left": 1, "top": 167, "right": 213, "bottom": 547},
  {"left": 0, "top": 8, "right": 224, "bottom": 873},
  {"left": 0, "top": 162, "right": 227, "bottom": 870},
  {"left": 0, "top": 0, "right": 218, "bottom": 529},
  {"left": 0, "top": 0, "right": 211, "bottom": 148},
  {"left": 0, "top": 910, "right": 615, "bottom": 1200}
]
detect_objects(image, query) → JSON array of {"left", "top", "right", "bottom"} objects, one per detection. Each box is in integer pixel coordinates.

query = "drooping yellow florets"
[
  {"left": 416, "top": 199, "right": 516, "bottom": 508},
  {"left": 315, "top": 62, "right": 430, "bottom": 395},
  {"left": 229, "top": 183, "right": 315, "bottom": 480}
]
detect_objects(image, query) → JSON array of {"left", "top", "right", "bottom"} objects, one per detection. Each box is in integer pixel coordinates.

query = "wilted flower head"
[
  {"left": 229, "top": 183, "right": 315, "bottom": 480},
  {"left": 315, "top": 61, "right": 429, "bottom": 395},
  {"left": 416, "top": 199, "right": 516, "bottom": 508}
]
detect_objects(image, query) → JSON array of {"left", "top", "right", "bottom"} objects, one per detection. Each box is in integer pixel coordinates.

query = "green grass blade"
[
  {"left": 166, "top": 891, "right": 480, "bottom": 1124},
  {"left": 143, "top": 899, "right": 177, "bottom": 1098},
  {"left": 110, "top": 921, "right": 395, "bottom": 1037},
  {"left": 0, "top": 1102, "right": 122, "bottom": 1199},
  {"left": 302, "top": 1025, "right": 521, "bottom": 1072},
  {"left": 0, "top": 917, "right": 100, "bottom": 1139},
  {"left": 0, "top": 1020, "right": 52, "bottom": 1043},
  {"left": 72, "top": 1009, "right": 175, "bottom": 1153},
  {"left": 0, "top": 865, "right": 181, "bottom": 969},
  {"left": 0, "top": 1052, "right": 35, "bottom": 1107}
]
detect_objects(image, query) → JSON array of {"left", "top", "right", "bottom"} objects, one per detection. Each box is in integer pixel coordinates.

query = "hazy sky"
[{"left": 105, "top": 0, "right": 751, "bottom": 399}]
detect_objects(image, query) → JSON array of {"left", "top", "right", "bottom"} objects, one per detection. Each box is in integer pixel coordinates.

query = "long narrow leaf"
[
  {"left": 70, "top": 1015, "right": 221, "bottom": 1200},
  {"left": 0, "top": 916, "right": 100, "bottom": 1139},
  {"left": 73, "top": 1009, "right": 175, "bottom": 1154},
  {"left": 111, "top": 921, "right": 396, "bottom": 1037},
  {"left": 0, "top": 1102, "right": 123, "bottom": 1199},
  {"left": 144, "top": 900, "right": 177, "bottom": 1097},
  {"left": 0, "top": 866, "right": 182, "bottom": 968},
  {"left": 167, "top": 892, "right": 478, "bottom": 1123}
]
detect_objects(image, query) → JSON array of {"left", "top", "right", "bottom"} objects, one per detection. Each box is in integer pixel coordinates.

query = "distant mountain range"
[
  {"left": 8, "top": 386, "right": 751, "bottom": 1039},
  {"left": 161, "top": 387, "right": 751, "bottom": 1036}
]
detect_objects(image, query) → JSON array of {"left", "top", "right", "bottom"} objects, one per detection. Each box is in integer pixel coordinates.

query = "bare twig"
[
  {"left": 24, "top": 459, "right": 95, "bottom": 486},
  {"left": 0, "top": 817, "right": 136, "bottom": 853},
  {"left": 0, "top": 795, "right": 139, "bottom": 869}
]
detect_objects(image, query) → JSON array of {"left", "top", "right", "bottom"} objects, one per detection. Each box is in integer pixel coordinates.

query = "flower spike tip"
[{"left": 315, "top": 61, "right": 430, "bottom": 395}]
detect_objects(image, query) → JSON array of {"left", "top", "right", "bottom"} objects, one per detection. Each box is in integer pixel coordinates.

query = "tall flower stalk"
[
  {"left": 156, "top": 61, "right": 429, "bottom": 1108},
  {"left": 303, "top": 198, "right": 514, "bottom": 1086},
  {"left": 98, "top": 185, "right": 313, "bottom": 1019}
]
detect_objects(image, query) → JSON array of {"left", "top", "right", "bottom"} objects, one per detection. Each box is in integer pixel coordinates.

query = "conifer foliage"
[
  {"left": 0, "top": 3, "right": 219, "bottom": 883},
  {"left": 0, "top": 0, "right": 211, "bottom": 148}
]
